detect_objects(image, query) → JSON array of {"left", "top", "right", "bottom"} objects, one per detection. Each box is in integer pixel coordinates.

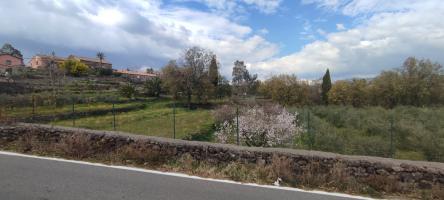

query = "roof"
[
  {"left": 115, "top": 70, "right": 157, "bottom": 77},
  {"left": 34, "top": 54, "right": 67, "bottom": 61},
  {"left": 69, "top": 55, "right": 111, "bottom": 64},
  {"left": 0, "top": 43, "right": 23, "bottom": 59},
  {"left": 32, "top": 54, "right": 111, "bottom": 64}
]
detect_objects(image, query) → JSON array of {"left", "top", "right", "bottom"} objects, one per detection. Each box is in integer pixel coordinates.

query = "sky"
[{"left": 1, "top": 0, "right": 443, "bottom": 80}]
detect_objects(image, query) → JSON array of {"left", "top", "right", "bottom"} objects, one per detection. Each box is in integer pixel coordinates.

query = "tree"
[
  {"left": 369, "top": 71, "right": 402, "bottom": 108},
  {"left": 144, "top": 77, "right": 162, "bottom": 97},
  {"left": 182, "top": 46, "right": 215, "bottom": 107},
  {"left": 146, "top": 67, "right": 154, "bottom": 74},
  {"left": 232, "top": 60, "right": 258, "bottom": 96},
  {"left": 348, "top": 79, "right": 369, "bottom": 107},
  {"left": 328, "top": 80, "right": 350, "bottom": 105},
  {"left": 119, "top": 83, "right": 137, "bottom": 99},
  {"left": 95, "top": 52, "right": 112, "bottom": 76},
  {"left": 399, "top": 57, "right": 443, "bottom": 106},
  {"left": 208, "top": 55, "right": 219, "bottom": 87},
  {"left": 215, "top": 105, "right": 302, "bottom": 147},
  {"left": 161, "top": 60, "right": 183, "bottom": 99},
  {"left": 216, "top": 75, "right": 232, "bottom": 98},
  {"left": 321, "top": 69, "right": 332, "bottom": 105},
  {"left": 259, "top": 74, "right": 310, "bottom": 106},
  {"left": 59, "top": 59, "right": 88, "bottom": 77},
  {"left": 96, "top": 52, "right": 105, "bottom": 69}
]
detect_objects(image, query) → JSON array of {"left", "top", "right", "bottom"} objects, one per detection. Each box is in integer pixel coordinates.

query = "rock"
[{"left": 418, "top": 180, "right": 432, "bottom": 189}]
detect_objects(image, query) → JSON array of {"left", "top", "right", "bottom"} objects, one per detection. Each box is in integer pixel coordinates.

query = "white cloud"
[
  {"left": 258, "top": 28, "right": 269, "bottom": 35},
  {"left": 0, "top": 0, "right": 278, "bottom": 77},
  {"left": 336, "top": 23, "right": 346, "bottom": 30},
  {"left": 252, "top": 0, "right": 444, "bottom": 79},
  {"left": 184, "top": 0, "right": 282, "bottom": 15},
  {"left": 316, "top": 28, "right": 327, "bottom": 36}
]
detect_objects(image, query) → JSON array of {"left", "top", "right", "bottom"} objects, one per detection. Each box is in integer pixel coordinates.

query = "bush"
[
  {"left": 144, "top": 77, "right": 162, "bottom": 97},
  {"left": 215, "top": 104, "right": 303, "bottom": 147},
  {"left": 119, "top": 83, "right": 137, "bottom": 99},
  {"left": 59, "top": 59, "right": 89, "bottom": 77}
]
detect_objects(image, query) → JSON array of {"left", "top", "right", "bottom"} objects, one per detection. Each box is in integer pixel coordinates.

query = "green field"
[
  {"left": 50, "top": 99, "right": 215, "bottom": 139},
  {"left": 290, "top": 106, "right": 444, "bottom": 162},
  {"left": 5, "top": 101, "right": 142, "bottom": 118}
]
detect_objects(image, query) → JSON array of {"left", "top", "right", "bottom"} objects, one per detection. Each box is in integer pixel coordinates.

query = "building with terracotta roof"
[
  {"left": 0, "top": 43, "right": 25, "bottom": 73},
  {"left": 29, "top": 54, "right": 66, "bottom": 69},
  {"left": 30, "top": 54, "right": 112, "bottom": 70},
  {"left": 115, "top": 69, "right": 157, "bottom": 81}
]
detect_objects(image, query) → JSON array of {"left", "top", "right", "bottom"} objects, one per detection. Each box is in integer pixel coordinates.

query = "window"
[{"left": 5, "top": 60, "right": 12, "bottom": 66}]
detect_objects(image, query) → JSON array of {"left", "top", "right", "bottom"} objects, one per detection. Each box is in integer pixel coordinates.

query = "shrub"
[
  {"left": 215, "top": 104, "right": 302, "bottom": 147},
  {"left": 119, "top": 83, "right": 137, "bottom": 99}
]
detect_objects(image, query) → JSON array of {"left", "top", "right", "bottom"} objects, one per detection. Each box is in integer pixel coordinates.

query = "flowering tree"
[{"left": 215, "top": 105, "right": 302, "bottom": 147}]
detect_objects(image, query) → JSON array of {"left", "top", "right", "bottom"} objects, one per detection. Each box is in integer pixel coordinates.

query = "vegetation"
[
  {"left": 51, "top": 99, "right": 215, "bottom": 139},
  {"left": 2, "top": 131, "right": 443, "bottom": 199},
  {"left": 59, "top": 59, "right": 89, "bottom": 77},
  {"left": 144, "top": 77, "right": 162, "bottom": 97},
  {"left": 321, "top": 69, "right": 332, "bottom": 105},
  {"left": 5, "top": 101, "right": 142, "bottom": 118},
  {"left": 260, "top": 57, "right": 444, "bottom": 108},
  {"left": 215, "top": 104, "right": 303, "bottom": 147},
  {"left": 259, "top": 74, "right": 311, "bottom": 106},
  {"left": 2, "top": 45, "right": 444, "bottom": 164},
  {"left": 289, "top": 106, "right": 444, "bottom": 162},
  {"left": 119, "top": 83, "right": 137, "bottom": 99},
  {"left": 232, "top": 60, "right": 259, "bottom": 96}
]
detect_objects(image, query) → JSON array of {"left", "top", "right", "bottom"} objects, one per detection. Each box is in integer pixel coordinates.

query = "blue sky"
[{"left": 1, "top": 0, "right": 443, "bottom": 80}]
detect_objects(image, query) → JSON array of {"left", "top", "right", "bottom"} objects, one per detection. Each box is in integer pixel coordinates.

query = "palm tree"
[{"left": 96, "top": 52, "right": 105, "bottom": 69}]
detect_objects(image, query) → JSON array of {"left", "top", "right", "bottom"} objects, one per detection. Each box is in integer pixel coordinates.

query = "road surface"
[{"left": 0, "top": 152, "right": 368, "bottom": 200}]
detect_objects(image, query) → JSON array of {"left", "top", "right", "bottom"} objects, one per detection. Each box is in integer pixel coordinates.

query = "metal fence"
[{"left": 1, "top": 98, "right": 443, "bottom": 163}]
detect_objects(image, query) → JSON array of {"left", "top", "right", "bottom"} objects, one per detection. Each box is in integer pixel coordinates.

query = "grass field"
[
  {"left": 50, "top": 99, "right": 215, "bottom": 140},
  {"left": 290, "top": 106, "right": 444, "bottom": 162},
  {"left": 5, "top": 101, "right": 142, "bottom": 118}
]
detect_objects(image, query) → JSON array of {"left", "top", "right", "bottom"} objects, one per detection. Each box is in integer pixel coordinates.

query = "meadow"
[
  {"left": 291, "top": 106, "right": 444, "bottom": 162},
  {"left": 2, "top": 93, "right": 444, "bottom": 163},
  {"left": 49, "top": 99, "right": 215, "bottom": 140}
]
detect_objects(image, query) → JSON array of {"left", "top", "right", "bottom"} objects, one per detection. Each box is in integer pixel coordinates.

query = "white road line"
[{"left": 0, "top": 151, "right": 374, "bottom": 200}]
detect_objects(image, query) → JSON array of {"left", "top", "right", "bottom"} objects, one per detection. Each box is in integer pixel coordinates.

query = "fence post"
[
  {"left": 173, "top": 100, "right": 176, "bottom": 139},
  {"left": 112, "top": 102, "right": 116, "bottom": 131},
  {"left": 72, "top": 100, "right": 75, "bottom": 127},
  {"left": 389, "top": 115, "right": 394, "bottom": 158},
  {"left": 236, "top": 105, "right": 240, "bottom": 145},
  {"left": 32, "top": 95, "right": 36, "bottom": 120},
  {"left": 307, "top": 110, "right": 312, "bottom": 150}
]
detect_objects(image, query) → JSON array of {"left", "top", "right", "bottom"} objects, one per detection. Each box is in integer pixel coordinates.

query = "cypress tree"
[
  {"left": 208, "top": 56, "right": 219, "bottom": 87},
  {"left": 321, "top": 68, "right": 332, "bottom": 105}
]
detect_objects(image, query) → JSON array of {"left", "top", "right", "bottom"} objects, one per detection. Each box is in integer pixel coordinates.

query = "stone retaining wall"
[{"left": 1, "top": 123, "right": 443, "bottom": 191}]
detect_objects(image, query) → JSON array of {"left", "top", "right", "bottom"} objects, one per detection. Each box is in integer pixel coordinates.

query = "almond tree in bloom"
[{"left": 215, "top": 105, "right": 302, "bottom": 147}]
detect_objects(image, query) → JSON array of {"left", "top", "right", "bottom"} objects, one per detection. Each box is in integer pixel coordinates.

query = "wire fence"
[
  {"left": 1, "top": 97, "right": 443, "bottom": 163},
  {"left": 0, "top": 97, "right": 208, "bottom": 141}
]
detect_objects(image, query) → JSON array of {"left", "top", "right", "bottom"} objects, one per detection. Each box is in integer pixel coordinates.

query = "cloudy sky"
[{"left": 1, "top": 0, "right": 443, "bottom": 80}]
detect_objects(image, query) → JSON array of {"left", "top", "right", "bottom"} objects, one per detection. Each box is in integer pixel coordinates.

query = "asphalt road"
[{"left": 0, "top": 153, "right": 366, "bottom": 200}]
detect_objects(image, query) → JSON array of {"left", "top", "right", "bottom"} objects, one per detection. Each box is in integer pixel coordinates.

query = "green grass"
[
  {"left": 6, "top": 102, "right": 142, "bottom": 118},
  {"left": 289, "top": 106, "right": 444, "bottom": 162},
  {"left": 50, "top": 99, "right": 215, "bottom": 139}
]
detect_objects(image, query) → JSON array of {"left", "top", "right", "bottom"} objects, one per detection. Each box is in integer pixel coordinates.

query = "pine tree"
[{"left": 321, "top": 68, "right": 332, "bottom": 105}]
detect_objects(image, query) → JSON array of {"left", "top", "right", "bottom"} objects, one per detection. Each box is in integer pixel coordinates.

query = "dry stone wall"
[{"left": 1, "top": 123, "right": 443, "bottom": 190}]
